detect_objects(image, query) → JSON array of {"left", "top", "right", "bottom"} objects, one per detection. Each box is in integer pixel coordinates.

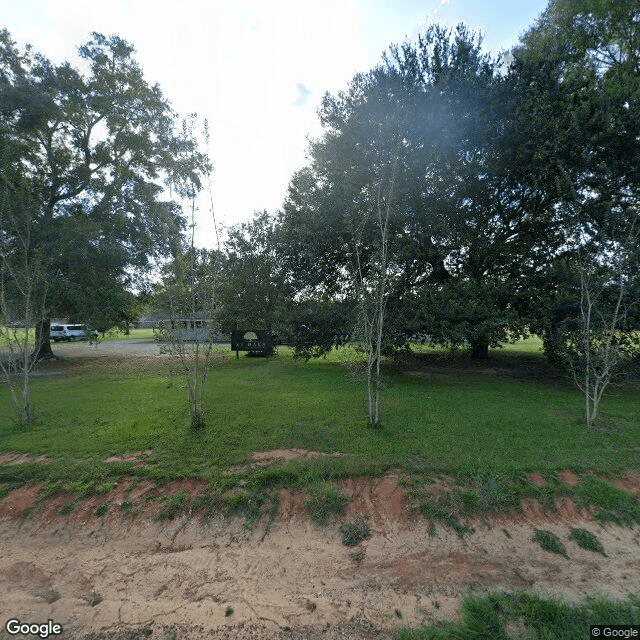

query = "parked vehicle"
[{"left": 50, "top": 323, "right": 87, "bottom": 342}]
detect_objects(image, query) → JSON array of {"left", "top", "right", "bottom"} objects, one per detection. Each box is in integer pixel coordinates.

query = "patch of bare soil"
[
  {"left": 0, "top": 452, "right": 49, "bottom": 465},
  {"left": 1, "top": 476, "right": 639, "bottom": 639},
  {"left": 226, "top": 449, "right": 340, "bottom": 473},
  {"left": 104, "top": 450, "right": 154, "bottom": 465},
  {"left": 252, "top": 449, "right": 334, "bottom": 463}
]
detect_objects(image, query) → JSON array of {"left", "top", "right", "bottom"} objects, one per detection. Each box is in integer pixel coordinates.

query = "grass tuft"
[
  {"left": 417, "top": 501, "right": 475, "bottom": 539},
  {"left": 533, "top": 529, "right": 568, "bottom": 557},
  {"left": 575, "top": 475, "right": 640, "bottom": 526},
  {"left": 569, "top": 527, "right": 606, "bottom": 556},
  {"left": 304, "top": 482, "right": 349, "bottom": 524},
  {"left": 119, "top": 499, "right": 137, "bottom": 518},
  {"left": 339, "top": 516, "right": 371, "bottom": 547},
  {"left": 155, "top": 491, "right": 189, "bottom": 521},
  {"left": 225, "top": 489, "right": 279, "bottom": 529},
  {"left": 398, "top": 591, "right": 640, "bottom": 640},
  {"left": 94, "top": 503, "right": 109, "bottom": 517},
  {"left": 59, "top": 501, "right": 76, "bottom": 515}
]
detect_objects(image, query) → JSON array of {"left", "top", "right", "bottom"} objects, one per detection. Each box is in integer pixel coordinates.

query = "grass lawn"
[
  {"left": 2, "top": 337, "right": 639, "bottom": 639},
  {"left": 1, "top": 339, "right": 638, "bottom": 488}
]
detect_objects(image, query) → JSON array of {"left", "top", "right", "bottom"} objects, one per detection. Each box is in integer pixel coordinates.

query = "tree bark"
[{"left": 32, "top": 318, "right": 56, "bottom": 361}]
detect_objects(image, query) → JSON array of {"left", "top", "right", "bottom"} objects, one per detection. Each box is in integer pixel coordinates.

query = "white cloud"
[{"left": 4, "top": 0, "right": 550, "bottom": 248}]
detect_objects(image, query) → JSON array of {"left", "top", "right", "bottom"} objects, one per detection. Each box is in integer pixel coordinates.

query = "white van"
[{"left": 50, "top": 323, "right": 87, "bottom": 342}]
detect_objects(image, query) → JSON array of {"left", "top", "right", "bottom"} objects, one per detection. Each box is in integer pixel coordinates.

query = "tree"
[
  {"left": 281, "top": 25, "right": 555, "bottom": 360},
  {"left": 0, "top": 30, "right": 209, "bottom": 360},
  {"left": 216, "top": 211, "right": 291, "bottom": 334},
  {"left": 152, "top": 235, "right": 221, "bottom": 431},
  {"left": 0, "top": 132, "right": 46, "bottom": 424},
  {"left": 513, "top": 0, "right": 640, "bottom": 424}
]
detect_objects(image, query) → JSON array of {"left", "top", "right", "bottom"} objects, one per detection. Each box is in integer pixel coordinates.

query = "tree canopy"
[
  {"left": 277, "top": 1, "right": 638, "bottom": 370},
  {"left": 0, "top": 29, "right": 210, "bottom": 358}
]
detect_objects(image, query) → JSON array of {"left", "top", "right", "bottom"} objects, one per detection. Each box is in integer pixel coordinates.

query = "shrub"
[{"left": 339, "top": 516, "right": 371, "bottom": 547}]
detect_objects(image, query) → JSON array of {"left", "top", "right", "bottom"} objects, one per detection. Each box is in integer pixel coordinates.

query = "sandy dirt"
[{"left": 1, "top": 471, "right": 639, "bottom": 639}]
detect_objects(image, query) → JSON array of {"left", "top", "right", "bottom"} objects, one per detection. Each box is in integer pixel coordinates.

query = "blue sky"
[{"left": 3, "top": 0, "right": 549, "bottom": 246}]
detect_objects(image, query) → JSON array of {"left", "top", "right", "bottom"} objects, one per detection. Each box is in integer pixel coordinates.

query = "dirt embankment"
[{"left": 1, "top": 469, "right": 640, "bottom": 640}]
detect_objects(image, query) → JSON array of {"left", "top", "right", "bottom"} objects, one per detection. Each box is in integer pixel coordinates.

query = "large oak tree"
[{"left": 0, "top": 30, "right": 209, "bottom": 359}]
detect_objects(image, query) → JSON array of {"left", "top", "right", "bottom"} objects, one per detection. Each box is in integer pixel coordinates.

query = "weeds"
[
  {"left": 418, "top": 500, "right": 475, "bottom": 538},
  {"left": 0, "top": 483, "right": 17, "bottom": 500},
  {"left": 575, "top": 475, "right": 640, "bottom": 526},
  {"left": 473, "top": 474, "right": 522, "bottom": 513},
  {"left": 398, "top": 591, "right": 640, "bottom": 640},
  {"left": 569, "top": 527, "right": 606, "bottom": 556},
  {"left": 155, "top": 491, "right": 189, "bottom": 522},
  {"left": 192, "top": 486, "right": 226, "bottom": 521},
  {"left": 38, "top": 480, "right": 65, "bottom": 501},
  {"left": 119, "top": 499, "right": 138, "bottom": 518},
  {"left": 304, "top": 482, "right": 349, "bottom": 524},
  {"left": 339, "top": 516, "right": 371, "bottom": 546},
  {"left": 98, "top": 482, "right": 115, "bottom": 494},
  {"left": 533, "top": 529, "right": 568, "bottom": 557},
  {"left": 94, "top": 504, "right": 109, "bottom": 517},
  {"left": 59, "top": 501, "right": 76, "bottom": 515},
  {"left": 67, "top": 480, "right": 96, "bottom": 499},
  {"left": 225, "top": 489, "right": 279, "bottom": 529}
]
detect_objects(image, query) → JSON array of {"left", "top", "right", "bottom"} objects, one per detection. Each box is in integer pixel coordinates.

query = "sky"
[{"left": 3, "top": 0, "right": 549, "bottom": 248}]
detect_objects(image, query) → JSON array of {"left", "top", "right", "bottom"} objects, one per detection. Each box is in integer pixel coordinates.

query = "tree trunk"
[
  {"left": 32, "top": 318, "right": 56, "bottom": 361},
  {"left": 470, "top": 340, "right": 489, "bottom": 359}
]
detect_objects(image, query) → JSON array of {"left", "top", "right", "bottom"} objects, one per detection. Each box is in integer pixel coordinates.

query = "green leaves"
[{"left": 0, "top": 29, "right": 210, "bottom": 340}]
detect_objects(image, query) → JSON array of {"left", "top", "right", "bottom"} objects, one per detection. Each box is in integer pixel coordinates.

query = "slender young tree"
[
  {"left": 351, "top": 156, "right": 398, "bottom": 427},
  {"left": 515, "top": 0, "right": 640, "bottom": 424},
  {"left": 0, "top": 149, "right": 45, "bottom": 424}
]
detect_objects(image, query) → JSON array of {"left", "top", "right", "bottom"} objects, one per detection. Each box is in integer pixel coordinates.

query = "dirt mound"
[{"left": 0, "top": 475, "right": 639, "bottom": 639}]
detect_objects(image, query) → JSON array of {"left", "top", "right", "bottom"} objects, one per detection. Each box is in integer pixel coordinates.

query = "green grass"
[
  {"left": 225, "top": 488, "right": 279, "bottom": 529},
  {"left": 398, "top": 591, "right": 640, "bottom": 640},
  {"left": 569, "top": 527, "right": 606, "bottom": 556},
  {"left": 532, "top": 529, "right": 568, "bottom": 557},
  {"left": 1, "top": 341, "right": 639, "bottom": 491},
  {"left": 94, "top": 503, "right": 109, "bottom": 517},
  {"left": 155, "top": 491, "right": 189, "bottom": 521},
  {"left": 0, "top": 326, "right": 156, "bottom": 348},
  {"left": 304, "top": 482, "right": 349, "bottom": 524},
  {"left": 574, "top": 475, "right": 640, "bottom": 526}
]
